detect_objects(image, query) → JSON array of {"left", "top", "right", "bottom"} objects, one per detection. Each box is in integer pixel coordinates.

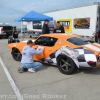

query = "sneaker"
[
  {"left": 18, "top": 67, "right": 22, "bottom": 71},
  {"left": 28, "top": 68, "right": 36, "bottom": 73},
  {"left": 18, "top": 67, "right": 27, "bottom": 73}
]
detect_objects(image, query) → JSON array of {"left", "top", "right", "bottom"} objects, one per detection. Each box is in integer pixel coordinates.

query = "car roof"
[{"left": 40, "top": 33, "right": 80, "bottom": 39}]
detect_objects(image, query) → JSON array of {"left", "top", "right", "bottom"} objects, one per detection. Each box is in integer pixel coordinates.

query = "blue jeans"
[{"left": 22, "top": 62, "right": 42, "bottom": 71}]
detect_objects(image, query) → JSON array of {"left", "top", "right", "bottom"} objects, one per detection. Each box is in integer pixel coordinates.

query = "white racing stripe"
[
  {"left": 93, "top": 43, "right": 100, "bottom": 46},
  {"left": 84, "top": 44, "right": 100, "bottom": 51},
  {"left": 22, "top": 40, "right": 35, "bottom": 42},
  {"left": 0, "top": 58, "right": 24, "bottom": 100}
]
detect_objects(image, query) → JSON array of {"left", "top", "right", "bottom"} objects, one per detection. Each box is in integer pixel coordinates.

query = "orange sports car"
[{"left": 8, "top": 34, "right": 100, "bottom": 75}]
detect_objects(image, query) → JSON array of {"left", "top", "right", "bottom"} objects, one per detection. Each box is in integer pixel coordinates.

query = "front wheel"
[
  {"left": 12, "top": 49, "right": 22, "bottom": 61},
  {"left": 57, "top": 55, "right": 77, "bottom": 75}
]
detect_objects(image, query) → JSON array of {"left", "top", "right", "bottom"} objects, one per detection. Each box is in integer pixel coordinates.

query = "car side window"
[
  {"left": 67, "top": 37, "right": 89, "bottom": 45},
  {"left": 34, "top": 36, "right": 58, "bottom": 46}
]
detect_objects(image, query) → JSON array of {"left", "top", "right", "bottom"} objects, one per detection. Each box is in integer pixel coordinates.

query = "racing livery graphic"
[
  {"left": 74, "top": 18, "right": 90, "bottom": 29},
  {"left": 41, "top": 46, "right": 97, "bottom": 68}
]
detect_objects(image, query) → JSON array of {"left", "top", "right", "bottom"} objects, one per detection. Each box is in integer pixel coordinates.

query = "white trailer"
[{"left": 44, "top": 2, "right": 100, "bottom": 40}]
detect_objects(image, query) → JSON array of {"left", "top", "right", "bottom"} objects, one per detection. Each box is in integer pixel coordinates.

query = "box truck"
[{"left": 44, "top": 2, "right": 100, "bottom": 40}]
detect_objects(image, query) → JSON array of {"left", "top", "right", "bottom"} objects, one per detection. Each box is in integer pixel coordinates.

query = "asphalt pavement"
[{"left": 0, "top": 37, "right": 100, "bottom": 100}]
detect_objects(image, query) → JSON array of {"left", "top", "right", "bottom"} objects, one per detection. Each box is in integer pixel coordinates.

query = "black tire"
[
  {"left": 74, "top": 25, "right": 78, "bottom": 28},
  {"left": 74, "top": 25, "right": 76, "bottom": 28},
  {"left": 8, "top": 36, "right": 13, "bottom": 44},
  {"left": 0, "top": 36, "right": 2, "bottom": 39},
  {"left": 8, "top": 36, "right": 20, "bottom": 44},
  {"left": 12, "top": 49, "right": 22, "bottom": 61},
  {"left": 85, "top": 25, "right": 89, "bottom": 28},
  {"left": 57, "top": 55, "right": 77, "bottom": 75}
]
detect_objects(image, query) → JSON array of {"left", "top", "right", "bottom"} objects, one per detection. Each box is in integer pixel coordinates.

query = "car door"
[{"left": 33, "top": 36, "right": 58, "bottom": 61}]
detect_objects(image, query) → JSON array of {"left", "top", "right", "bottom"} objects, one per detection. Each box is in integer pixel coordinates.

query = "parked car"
[
  {"left": 0, "top": 24, "right": 18, "bottom": 38},
  {"left": 8, "top": 34, "right": 100, "bottom": 75},
  {"left": 17, "top": 28, "right": 27, "bottom": 34}
]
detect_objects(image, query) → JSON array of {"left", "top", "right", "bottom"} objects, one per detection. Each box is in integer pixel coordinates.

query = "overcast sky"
[{"left": 0, "top": 0, "right": 99, "bottom": 27}]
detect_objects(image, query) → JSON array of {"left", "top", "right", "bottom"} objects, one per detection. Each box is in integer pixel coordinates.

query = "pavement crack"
[{"left": 21, "top": 72, "right": 83, "bottom": 90}]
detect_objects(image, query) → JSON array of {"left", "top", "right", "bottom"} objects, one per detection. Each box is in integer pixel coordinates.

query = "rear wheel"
[
  {"left": 74, "top": 25, "right": 78, "bottom": 28},
  {"left": 85, "top": 25, "right": 89, "bottom": 28},
  {"left": 12, "top": 49, "right": 22, "bottom": 61},
  {"left": 57, "top": 55, "right": 77, "bottom": 75}
]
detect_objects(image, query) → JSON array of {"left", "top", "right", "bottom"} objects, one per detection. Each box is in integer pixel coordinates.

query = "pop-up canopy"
[{"left": 15, "top": 11, "right": 53, "bottom": 22}]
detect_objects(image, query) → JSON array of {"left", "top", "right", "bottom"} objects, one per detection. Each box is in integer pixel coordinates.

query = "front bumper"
[
  {"left": 0, "top": 32, "right": 6, "bottom": 35},
  {"left": 0, "top": 32, "right": 12, "bottom": 36}
]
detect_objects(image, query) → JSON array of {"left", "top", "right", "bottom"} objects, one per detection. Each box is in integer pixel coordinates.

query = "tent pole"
[{"left": 21, "top": 21, "right": 22, "bottom": 41}]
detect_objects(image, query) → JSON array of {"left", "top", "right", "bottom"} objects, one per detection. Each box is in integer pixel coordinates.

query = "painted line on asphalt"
[{"left": 0, "top": 57, "right": 24, "bottom": 100}]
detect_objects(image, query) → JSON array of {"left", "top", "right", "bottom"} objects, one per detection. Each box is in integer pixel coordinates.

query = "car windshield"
[{"left": 67, "top": 36, "right": 89, "bottom": 45}]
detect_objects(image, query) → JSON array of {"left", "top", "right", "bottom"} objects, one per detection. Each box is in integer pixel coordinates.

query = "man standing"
[
  {"left": 19, "top": 40, "right": 44, "bottom": 73},
  {"left": 56, "top": 21, "right": 65, "bottom": 33},
  {"left": 42, "top": 19, "right": 50, "bottom": 34}
]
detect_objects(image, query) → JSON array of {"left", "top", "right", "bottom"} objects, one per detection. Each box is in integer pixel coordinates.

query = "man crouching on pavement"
[{"left": 18, "top": 40, "right": 44, "bottom": 73}]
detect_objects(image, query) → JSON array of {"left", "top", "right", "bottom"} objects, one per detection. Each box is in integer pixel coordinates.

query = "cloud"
[
  {"left": 0, "top": 0, "right": 99, "bottom": 27},
  {"left": 21, "top": 0, "right": 68, "bottom": 13},
  {"left": 0, "top": 6, "right": 26, "bottom": 27},
  {"left": 0, "top": 0, "right": 27, "bottom": 27},
  {"left": 20, "top": 0, "right": 100, "bottom": 13}
]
